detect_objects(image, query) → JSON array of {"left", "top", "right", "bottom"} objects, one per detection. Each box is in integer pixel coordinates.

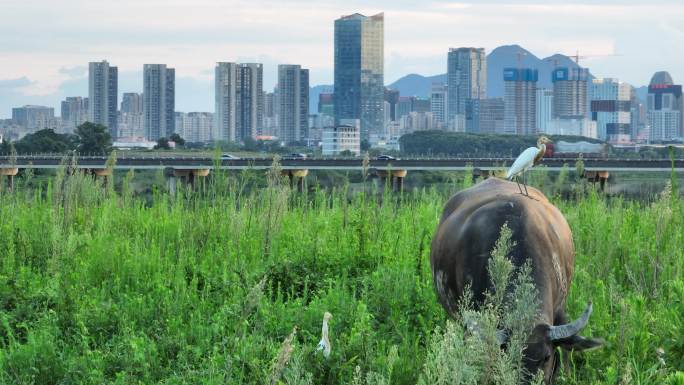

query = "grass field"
[{"left": 0, "top": 165, "right": 683, "bottom": 384}]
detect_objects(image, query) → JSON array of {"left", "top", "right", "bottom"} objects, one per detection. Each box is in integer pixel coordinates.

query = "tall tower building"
[
  {"left": 447, "top": 47, "right": 486, "bottom": 131},
  {"left": 536, "top": 89, "right": 554, "bottom": 134},
  {"left": 214, "top": 62, "right": 264, "bottom": 142},
  {"left": 552, "top": 67, "right": 589, "bottom": 119},
  {"left": 60, "top": 97, "right": 88, "bottom": 133},
  {"left": 121, "top": 93, "right": 143, "bottom": 114},
  {"left": 143, "top": 64, "right": 175, "bottom": 140},
  {"left": 430, "top": 83, "right": 448, "bottom": 129},
  {"left": 88, "top": 60, "right": 118, "bottom": 136},
  {"left": 278, "top": 64, "right": 309, "bottom": 143},
  {"left": 503, "top": 68, "right": 538, "bottom": 135},
  {"left": 334, "top": 13, "right": 384, "bottom": 139},
  {"left": 591, "top": 78, "right": 632, "bottom": 142},
  {"left": 12, "top": 105, "right": 55, "bottom": 130},
  {"left": 647, "top": 71, "right": 683, "bottom": 142},
  {"left": 119, "top": 93, "right": 143, "bottom": 138},
  {"left": 383, "top": 88, "right": 399, "bottom": 121}
]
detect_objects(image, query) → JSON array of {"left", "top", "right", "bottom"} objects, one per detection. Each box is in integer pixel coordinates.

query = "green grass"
[{"left": 0, "top": 166, "right": 683, "bottom": 384}]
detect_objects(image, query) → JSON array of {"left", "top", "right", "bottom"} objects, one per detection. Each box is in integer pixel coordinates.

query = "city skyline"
[{"left": 2, "top": 1, "right": 684, "bottom": 117}]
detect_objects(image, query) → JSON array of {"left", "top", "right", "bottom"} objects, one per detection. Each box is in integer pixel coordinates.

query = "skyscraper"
[
  {"left": 88, "top": 60, "right": 118, "bottom": 136},
  {"left": 591, "top": 78, "right": 632, "bottom": 142},
  {"left": 334, "top": 13, "right": 384, "bottom": 139},
  {"left": 278, "top": 64, "right": 309, "bottom": 143},
  {"left": 383, "top": 88, "right": 399, "bottom": 121},
  {"left": 12, "top": 105, "right": 55, "bottom": 130},
  {"left": 552, "top": 67, "right": 589, "bottom": 119},
  {"left": 175, "top": 112, "right": 213, "bottom": 143},
  {"left": 647, "top": 71, "right": 683, "bottom": 142},
  {"left": 504, "top": 68, "right": 538, "bottom": 135},
  {"left": 318, "top": 93, "right": 334, "bottom": 117},
  {"left": 119, "top": 93, "right": 143, "bottom": 137},
  {"left": 430, "top": 83, "right": 448, "bottom": 129},
  {"left": 214, "top": 62, "right": 264, "bottom": 142},
  {"left": 536, "top": 89, "right": 554, "bottom": 134},
  {"left": 143, "top": 64, "right": 175, "bottom": 140},
  {"left": 121, "top": 93, "right": 143, "bottom": 115},
  {"left": 475, "top": 98, "right": 505, "bottom": 134},
  {"left": 447, "top": 47, "right": 486, "bottom": 131},
  {"left": 60, "top": 97, "right": 88, "bottom": 133}
]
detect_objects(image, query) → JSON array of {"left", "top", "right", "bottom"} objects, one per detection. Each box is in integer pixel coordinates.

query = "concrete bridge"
[{"left": 0, "top": 155, "right": 682, "bottom": 192}]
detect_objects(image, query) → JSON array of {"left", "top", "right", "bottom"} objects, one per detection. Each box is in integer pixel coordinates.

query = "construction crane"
[{"left": 565, "top": 50, "right": 622, "bottom": 66}]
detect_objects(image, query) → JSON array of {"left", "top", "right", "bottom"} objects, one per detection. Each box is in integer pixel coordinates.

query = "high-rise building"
[
  {"left": 121, "top": 93, "right": 143, "bottom": 115},
  {"left": 143, "top": 64, "right": 175, "bottom": 140},
  {"left": 384, "top": 88, "right": 399, "bottom": 121},
  {"left": 265, "top": 92, "right": 276, "bottom": 119},
  {"left": 11, "top": 105, "right": 55, "bottom": 130},
  {"left": 88, "top": 60, "right": 118, "bottom": 136},
  {"left": 278, "top": 64, "right": 309, "bottom": 143},
  {"left": 630, "top": 89, "right": 647, "bottom": 140},
  {"left": 397, "top": 96, "right": 413, "bottom": 120},
  {"left": 647, "top": 71, "right": 683, "bottom": 142},
  {"left": 473, "top": 98, "right": 504, "bottom": 134},
  {"left": 591, "top": 78, "right": 632, "bottom": 142},
  {"left": 447, "top": 47, "right": 486, "bottom": 131},
  {"left": 503, "top": 68, "right": 538, "bottom": 135},
  {"left": 263, "top": 91, "right": 278, "bottom": 137},
  {"left": 414, "top": 98, "right": 430, "bottom": 113},
  {"left": 60, "top": 97, "right": 88, "bottom": 133},
  {"left": 552, "top": 67, "right": 589, "bottom": 119},
  {"left": 430, "top": 83, "right": 448, "bottom": 129},
  {"left": 214, "top": 62, "right": 264, "bottom": 142},
  {"left": 536, "top": 89, "right": 554, "bottom": 134},
  {"left": 318, "top": 93, "right": 334, "bottom": 117},
  {"left": 118, "top": 93, "right": 144, "bottom": 138},
  {"left": 322, "top": 119, "right": 361, "bottom": 156},
  {"left": 175, "top": 112, "right": 213, "bottom": 143},
  {"left": 334, "top": 13, "right": 384, "bottom": 139}
]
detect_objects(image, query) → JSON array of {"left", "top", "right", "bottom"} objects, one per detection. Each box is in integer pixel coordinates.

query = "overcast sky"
[{"left": 1, "top": 0, "right": 683, "bottom": 117}]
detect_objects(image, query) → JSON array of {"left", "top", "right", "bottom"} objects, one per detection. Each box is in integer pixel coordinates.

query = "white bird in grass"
[
  {"left": 317, "top": 312, "right": 332, "bottom": 358},
  {"left": 507, "top": 136, "right": 552, "bottom": 196}
]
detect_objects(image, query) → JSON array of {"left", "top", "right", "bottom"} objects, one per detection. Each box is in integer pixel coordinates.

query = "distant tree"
[
  {"left": 399, "top": 131, "right": 606, "bottom": 158},
  {"left": 155, "top": 137, "right": 170, "bottom": 150},
  {"left": 242, "top": 137, "right": 259, "bottom": 151},
  {"left": 361, "top": 139, "right": 370, "bottom": 151},
  {"left": 169, "top": 133, "right": 185, "bottom": 146},
  {"left": 13, "top": 129, "right": 78, "bottom": 154},
  {"left": 0, "top": 139, "right": 11, "bottom": 154},
  {"left": 76, "top": 122, "right": 112, "bottom": 154}
]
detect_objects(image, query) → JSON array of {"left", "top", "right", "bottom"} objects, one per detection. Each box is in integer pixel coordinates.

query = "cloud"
[
  {"left": 0, "top": 77, "right": 32, "bottom": 89},
  {"left": 59, "top": 66, "right": 88, "bottom": 78}
]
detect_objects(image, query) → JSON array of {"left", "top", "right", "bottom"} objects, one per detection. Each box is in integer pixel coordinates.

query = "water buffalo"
[{"left": 430, "top": 178, "right": 602, "bottom": 383}]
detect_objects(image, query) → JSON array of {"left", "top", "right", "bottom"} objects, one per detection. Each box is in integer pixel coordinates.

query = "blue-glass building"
[{"left": 334, "top": 13, "right": 384, "bottom": 139}]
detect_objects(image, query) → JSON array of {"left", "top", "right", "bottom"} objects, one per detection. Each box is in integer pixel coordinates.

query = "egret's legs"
[
  {"left": 523, "top": 173, "right": 529, "bottom": 196},
  {"left": 515, "top": 176, "right": 523, "bottom": 194}
]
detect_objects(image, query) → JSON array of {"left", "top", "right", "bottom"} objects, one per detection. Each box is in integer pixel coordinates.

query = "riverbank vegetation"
[{"left": 0, "top": 162, "right": 683, "bottom": 384}]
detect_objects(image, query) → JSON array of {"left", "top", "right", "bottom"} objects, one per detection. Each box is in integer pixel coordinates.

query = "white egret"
[
  {"left": 317, "top": 312, "right": 332, "bottom": 358},
  {"left": 506, "top": 136, "right": 552, "bottom": 196}
]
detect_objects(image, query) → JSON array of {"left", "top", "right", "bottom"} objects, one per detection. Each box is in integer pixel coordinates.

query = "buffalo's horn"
[{"left": 548, "top": 301, "right": 593, "bottom": 341}]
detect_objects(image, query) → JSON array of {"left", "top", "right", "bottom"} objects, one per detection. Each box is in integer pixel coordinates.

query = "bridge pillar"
[
  {"left": 281, "top": 169, "right": 309, "bottom": 192},
  {"left": 0, "top": 167, "right": 19, "bottom": 191},
  {"left": 84, "top": 168, "right": 113, "bottom": 188},
  {"left": 375, "top": 169, "right": 407, "bottom": 192},
  {"left": 392, "top": 170, "right": 407, "bottom": 192},
  {"left": 168, "top": 168, "right": 211, "bottom": 194},
  {"left": 584, "top": 170, "right": 610, "bottom": 191}
]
